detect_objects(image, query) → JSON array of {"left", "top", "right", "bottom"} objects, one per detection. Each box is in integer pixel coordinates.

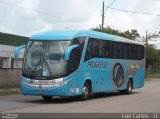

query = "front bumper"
[
  {"left": 21, "top": 82, "right": 69, "bottom": 96},
  {"left": 21, "top": 76, "right": 73, "bottom": 96}
]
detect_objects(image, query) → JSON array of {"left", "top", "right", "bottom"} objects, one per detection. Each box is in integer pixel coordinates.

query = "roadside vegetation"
[
  {"left": 146, "top": 73, "right": 160, "bottom": 79},
  {"left": 0, "top": 88, "right": 20, "bottom": 96}
]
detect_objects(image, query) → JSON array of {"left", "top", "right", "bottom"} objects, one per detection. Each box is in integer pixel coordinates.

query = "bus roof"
[{"left": 30, "top": 30, "right": 144, "bottom": 45}]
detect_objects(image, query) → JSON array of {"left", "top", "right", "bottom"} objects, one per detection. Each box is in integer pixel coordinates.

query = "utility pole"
[
  {"left": 102, "top": 1, "right": 105, "bottom": 29},
  {"left": 145, "top": 30, "right": 148, "bottom": 76},
  {"left": 145, "top": 30, "right": 148, "bottom": 46}
]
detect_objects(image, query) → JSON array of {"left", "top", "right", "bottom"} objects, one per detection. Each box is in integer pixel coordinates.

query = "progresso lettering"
[{"left": 87, "top": 61, "right": 107, "bottom": 68}]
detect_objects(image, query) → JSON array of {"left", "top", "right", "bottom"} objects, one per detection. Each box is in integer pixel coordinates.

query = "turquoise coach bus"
[{"left": 15, "top": 30, "right": 145, "bottom": 101}]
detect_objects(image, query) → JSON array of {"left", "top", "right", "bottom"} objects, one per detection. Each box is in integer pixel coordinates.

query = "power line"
[
  {"left": 109, "top": 7, "right": 160, "bottom": 17},
  {"left": 107, "top": 6, "right": 160, "bottom": 37},
  {"left": 0, "top": 0, "right": 75, "bottom": 22},
  {"left": 102, "top": 1, "right": 105, "bottom": 28},
  {"left": 149, "top": 24, "right": 160, "bottom": 34},
  {"left": 105, "top": 0, "right": 117, "bottom": 12}
]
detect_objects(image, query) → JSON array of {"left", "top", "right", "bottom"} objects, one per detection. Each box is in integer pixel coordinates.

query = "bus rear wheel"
[
  {"left": 81, "top": 82, "right": 91, "bottom": 101},
  {"left": 42, "top": 96, "right": 52, "bottom": 101},
  {"left": 119, "top": 79, "right": 133, "bottom": 94}
]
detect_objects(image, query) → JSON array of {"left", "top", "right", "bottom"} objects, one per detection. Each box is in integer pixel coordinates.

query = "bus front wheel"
[
  {"left": 119, "top": 79, "right": 133, "bottom": 94},
  {"left": 42, "top": 96, "right": 52, "bottom": 101},
  {"left": 81, "top": 82, "right": 91, "bottom": 101}
]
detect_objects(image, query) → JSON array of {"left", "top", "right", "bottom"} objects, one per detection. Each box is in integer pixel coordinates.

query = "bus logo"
[{"left": 113, "top": 63, "right": 124, "bottom": 87}]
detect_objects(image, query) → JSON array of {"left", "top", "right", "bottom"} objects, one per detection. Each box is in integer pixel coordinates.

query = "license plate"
[{"left": 36, "top": 90, "right": 44, "bottom": 94}]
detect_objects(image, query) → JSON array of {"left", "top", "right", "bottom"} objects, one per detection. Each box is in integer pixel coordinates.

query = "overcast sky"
[{"left": 0, "top": 0, "right": 160, "bottom": 47}]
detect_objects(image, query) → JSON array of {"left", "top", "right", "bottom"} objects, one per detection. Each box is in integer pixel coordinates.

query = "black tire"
[
  {"left": 81, "top": 82, "right": 91, "bottom": 101},
  {"left": 42, "top": 96, "right": 52, "bottom": 101},
  {"left": 119, "top": 79, "right": 133, "bottom": 94}
]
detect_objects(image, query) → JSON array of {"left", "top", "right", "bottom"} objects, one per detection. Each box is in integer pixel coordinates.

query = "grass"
[
  {"left": 0, "top": 88, "right": 20, "bottom": 96},
  {"left": 0, "top": 85, "right": 19, "bottom": 89}
]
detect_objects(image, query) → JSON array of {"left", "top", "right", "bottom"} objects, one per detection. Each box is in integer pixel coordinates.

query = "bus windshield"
[{"left": 22, "top": 40, "right": 71, "bottom": 79}]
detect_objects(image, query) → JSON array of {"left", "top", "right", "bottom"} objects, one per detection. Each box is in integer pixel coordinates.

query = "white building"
[{"left": 0, "top": 44, "right": 24, "bottom": 68}]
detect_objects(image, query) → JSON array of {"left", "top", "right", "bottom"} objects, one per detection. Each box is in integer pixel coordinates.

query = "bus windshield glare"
[{"left": 22, "top": 40, "right": 71, "bottom": 79}]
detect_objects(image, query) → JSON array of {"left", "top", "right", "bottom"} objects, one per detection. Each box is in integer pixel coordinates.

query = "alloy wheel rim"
[
  {"left": 128, "top": 83, "right": 132, "bottom": 92},
  {"left": 83, "top": 86, "right": 88, "bottom": 96}
]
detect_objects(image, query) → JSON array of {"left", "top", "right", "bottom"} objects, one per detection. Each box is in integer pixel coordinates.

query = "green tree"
[
  {"left": 146, "top": 44, "right": 157, "bottom": 66},
  {"left": 147, "top": 31, "right": 160, "bottom": 40},
  {"left": 92, "top": 25, "right": 140, "bottom": 40},
  {"left": 145, "top": 44, "right": 160, "bottom": 73}
]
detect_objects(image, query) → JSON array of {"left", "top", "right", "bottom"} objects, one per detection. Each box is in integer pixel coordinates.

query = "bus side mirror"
[
  {"left": 64, "top": 45, "right": 79, "bottom": 61},
  {"left": 15, "top": 45, "right": 26, "bottom": 60}
]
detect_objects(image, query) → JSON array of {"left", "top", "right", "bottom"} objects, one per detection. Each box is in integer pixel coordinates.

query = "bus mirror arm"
[
  {"left": 15, "top": 45, "right": 26, "bottom": 60},
  {"left": 64, "top": 45, "right": 79, "bottom": 61}
]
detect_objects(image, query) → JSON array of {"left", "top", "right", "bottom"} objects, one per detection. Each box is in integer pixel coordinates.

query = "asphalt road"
[{"left": 0, "top": 80, "right": 160, "bottom": 113}]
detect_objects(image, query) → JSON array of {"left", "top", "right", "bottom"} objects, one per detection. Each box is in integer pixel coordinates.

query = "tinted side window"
[
  {"left": 135, "top": 45, "right": 144, "bottom": 60},
  {"left": 85, "top": 38, "right": 99, "bottom": 60},
  {"left": 134, "top": 45, "right": 139, "bottom": 60},
  {"left": 68, "top": 48, "right": 80, "bottom": 73},
  {"left": 108, "top": 41, "right": 113, "bottom": 58},
  {"left": 71, "top": 37, "right": 85, "bottom": 58},
  {"left": 68, "top": 37, "right": 85, "bottom": 73},
  {"left": 123, "top": 43, "right": 129, "bottom": 59},
  {"left": 99, "top": 41, "right": 107, "bottom": 58},
  {"left": 129, "top": 44, "right": 134, "bottom": 59},
  {"left": 140, "top": 45, "right": 144, "bottom": 59},
  {"left": 99, "top": 40, "right": 113, "bottom": 58},
  {"left": 128, "top": 44, "right": 144, "bottom": 60},
  {"left": 113, "top": 42, "right": 122, "bottom": 59},
  {"left": 85, "top": 39, "right": 144, "bottom": 60}
]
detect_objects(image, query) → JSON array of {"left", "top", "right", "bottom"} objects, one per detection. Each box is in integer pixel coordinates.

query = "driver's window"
[{"left": 68, "top": 48, "right": 80, "bottom": 73}]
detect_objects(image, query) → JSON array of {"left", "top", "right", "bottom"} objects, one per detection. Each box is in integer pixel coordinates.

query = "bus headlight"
[
  {"left": 54, "top": 80, "right": 69, "bottom": 87},
  {"left": 54, "top": 78, "right": 63, "bottom": 83}
]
